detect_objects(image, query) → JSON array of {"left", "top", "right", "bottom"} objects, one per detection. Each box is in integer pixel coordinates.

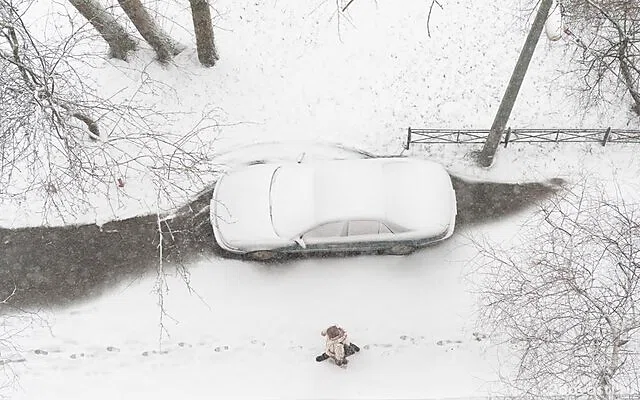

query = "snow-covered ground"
[
  {"left": 2, "top": 0, "right": 639, "bottom": 398},
  {"left": 6, "top": 240, "right": 498, "bottom": 399},
  {"left": 3, "top": 0, "right": 636, "bottom": 228}
]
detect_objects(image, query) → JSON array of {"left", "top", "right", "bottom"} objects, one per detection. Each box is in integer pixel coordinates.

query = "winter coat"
[{"left": 322, "top": 326, "right": 351, "bottom": 362}]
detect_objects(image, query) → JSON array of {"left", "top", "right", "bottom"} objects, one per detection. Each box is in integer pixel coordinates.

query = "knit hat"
[{"left": 326, "top": 325, "right": 342, "bottom": 339}]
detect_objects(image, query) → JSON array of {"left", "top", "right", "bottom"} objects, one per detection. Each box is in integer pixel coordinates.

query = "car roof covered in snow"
[{"left": 269, "top": 157, "right": 454, "bottom": 239}]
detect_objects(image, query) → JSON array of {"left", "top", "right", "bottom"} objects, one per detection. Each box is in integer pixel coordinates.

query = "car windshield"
[{"left": 269, "top": 165, "right": 316, "bottom": 239}]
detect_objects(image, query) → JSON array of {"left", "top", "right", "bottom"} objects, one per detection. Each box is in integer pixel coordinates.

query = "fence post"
[
  {"left": 602, "top": 127, "right": 611, "bottom": 146},
  {"left": 456, "top": 130, "right": 460, "bottom": 143},
  {"left": 504, "top": 127, "right": 512, "bottom": 148},
  {"left": 406, "top": 127, "right": 412, "bottom": 150},
  {"left": 555, "top": 129, "right": 560, "bottom": 142}
]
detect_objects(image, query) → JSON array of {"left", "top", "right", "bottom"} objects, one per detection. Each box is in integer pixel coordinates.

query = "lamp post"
[{"left": 477, "top": 0, "right": 555, "bottom": 167}]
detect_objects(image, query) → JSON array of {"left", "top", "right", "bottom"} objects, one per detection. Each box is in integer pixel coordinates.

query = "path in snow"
[
  {"left": 4, "top": 332, "right": 487, "bottom": 366},
  {"left": 0, "top": 175, "right": 563, "bottom": 310}
]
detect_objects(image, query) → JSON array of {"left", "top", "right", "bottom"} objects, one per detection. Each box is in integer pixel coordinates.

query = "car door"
[
  {"left": 341, "top": 220, "right": 397, "bottom": 251},
  {"left": 299, "top": 221, "right": 349, "bottom": 252}
]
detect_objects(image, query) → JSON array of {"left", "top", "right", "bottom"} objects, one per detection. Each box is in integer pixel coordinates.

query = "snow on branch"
[
  {"left": 559, "top": 0, "right": 640, "bottom": 114},
  {"left": 0, "top": 0, "right": 222, "bottom": 221},
  {"left": 472, "top": 178, "right": 640, "bottom": 398}
]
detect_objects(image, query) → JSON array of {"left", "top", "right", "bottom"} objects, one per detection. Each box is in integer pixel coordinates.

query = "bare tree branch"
[
  {"left": 342, "top": 0, "right": 356, "bottom": 12},
  {"left": 427, "top": 0, "right": 442, "bottom": 38},
  {"left": 0, "top": 0, "right": 222, "bottom": 221},
  {"left": 472, "top": 178, "right": 640, "bottom": 398},
  {"left": 559, "top": 0, "right": 640, "bottom": 114}
]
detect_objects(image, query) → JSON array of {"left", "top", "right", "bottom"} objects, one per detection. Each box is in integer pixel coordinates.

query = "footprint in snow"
[
  {"left": 399, "top": 335, "right": 424, "bottom": 344},
  {"left": 214, "top": 345, "right": 230, "bottom": 352},
  {"left": 436, "top": 339, "right": 463, "bottom": 352},
  {"left": 472, "top": 332, "right": 488, "bottom": 342},
  {"left": 362, "top": 336, "right": 432, "bottom": 353},
  {"left": 33, "top": 349, "right": 48, "bottom": 355},
  {"left": 436, "top": 339, "right": 463, "bottom": 346},
  {"left": 141, "top": 349, "right": 170, "bottom": 357},
  {"left": 250, "top": 339, "right": 266, "bottom": 347},
  {"left": 106, "top": 346, "right": 120, "bottom": 352},
  {"left": 363, "top": 343, "right": 392, "bottom": 350},
  {"left": 0, "top": 358, "right": 26, "bottom": 365}
]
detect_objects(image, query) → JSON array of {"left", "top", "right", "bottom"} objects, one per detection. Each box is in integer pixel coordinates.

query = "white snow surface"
[{"left": 2, "top": 0, "right": 640, "bottom": 398}]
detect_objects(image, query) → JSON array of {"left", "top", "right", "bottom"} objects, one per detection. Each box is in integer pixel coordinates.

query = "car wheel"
[
  {"left": 248, "top": 250, "right": 276, "bottom": 261},
  {"left": 386, "top": 244, "right": 416, "bottom": 255}
]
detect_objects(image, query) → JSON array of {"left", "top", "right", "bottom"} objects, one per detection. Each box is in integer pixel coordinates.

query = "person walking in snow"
[{"left": 315, "top": 325, "right": 360, "bottom": 366}]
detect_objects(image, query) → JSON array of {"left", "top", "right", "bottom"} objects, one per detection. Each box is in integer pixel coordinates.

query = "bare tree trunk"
[
  {"left": 67, "top": 0, "right": 137, "bottom": 61},
  {"left": 598, "top": 333, "right": 621, "bottom": 400},
  {"left": 619, "top": 41, "right": 640, "bottom": 115},
  {"left": 188, "top": 0, "right": 218, "bottom": 67},
  {"left": 117, "top": 0, "right": 183, "bottom": 63}
]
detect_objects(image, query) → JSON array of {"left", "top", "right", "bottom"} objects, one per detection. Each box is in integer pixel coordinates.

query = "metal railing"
[{"left": 405, "top": 127, "right": 640, "bottom": 150}]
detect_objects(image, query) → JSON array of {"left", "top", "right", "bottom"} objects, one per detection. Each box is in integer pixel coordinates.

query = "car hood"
[{"left": 211, "top": 164, "right": 286, "bottom": 251}]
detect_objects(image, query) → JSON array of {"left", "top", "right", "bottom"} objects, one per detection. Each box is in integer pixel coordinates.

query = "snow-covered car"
[{"left": 210, "top": 157, "right": 457, "bottom": 260}]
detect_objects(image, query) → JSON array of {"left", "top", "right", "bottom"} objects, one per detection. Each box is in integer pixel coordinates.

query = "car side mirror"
[
  {"left": 297, "top": 152, "right": 306, "bottom": 163},
  {"left": 294, "top": 237, "right": 307, "bottom": 249}
]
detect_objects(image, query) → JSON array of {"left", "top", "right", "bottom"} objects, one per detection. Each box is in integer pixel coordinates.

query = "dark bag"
[{"left": 344, "top": 343, "right": 359, "bottom": 357}]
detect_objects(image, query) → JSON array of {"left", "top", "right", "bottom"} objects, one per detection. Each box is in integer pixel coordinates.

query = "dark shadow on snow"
[
  {"left": 0, "top": 186, "right": 218, "bottom": 311},
  {"left": 450, "top": 175, "right": 566, "bottom": 229},
  {"left": 0, "top": 176, "right": 566, "bottom": 310}
]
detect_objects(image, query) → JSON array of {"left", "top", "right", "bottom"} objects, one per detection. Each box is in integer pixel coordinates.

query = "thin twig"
[
  {"left": 427, "top": 0, "right": 442, "bottom": 38},
  {"left": 1, "top": 284, "right": 17, "bottom": 304},
  {"left": 342, "top": 0, "right": 356, "bottom": 12}
]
